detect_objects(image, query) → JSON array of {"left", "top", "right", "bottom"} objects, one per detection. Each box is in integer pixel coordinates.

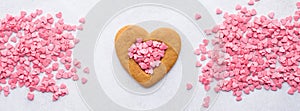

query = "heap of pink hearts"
[
  {"left": 0, "top": 9, "right": 89, "bottom": 101},
  {"left": 193, "top": 0, "right": 300, "bottom": 108}
]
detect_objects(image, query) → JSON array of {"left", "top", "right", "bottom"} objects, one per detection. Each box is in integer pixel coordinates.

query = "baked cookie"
[{"left": 115, "top": 25, "right": 181, "bottom": 88}]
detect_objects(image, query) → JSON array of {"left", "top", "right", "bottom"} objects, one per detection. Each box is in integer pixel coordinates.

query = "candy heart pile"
[
  {"left": 128, "top": 38, "right": 168, "bottom": 74},
  {"left": 0, "top": 9, "right": 89, "bottom": 101},
  {"left": 194, "top": 0, "right": 300, "bottom": 108}
]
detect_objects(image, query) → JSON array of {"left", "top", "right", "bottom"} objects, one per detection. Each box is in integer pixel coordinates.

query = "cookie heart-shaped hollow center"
[{"left": 128, "top": 38, "right": 168, "bottom": 74}]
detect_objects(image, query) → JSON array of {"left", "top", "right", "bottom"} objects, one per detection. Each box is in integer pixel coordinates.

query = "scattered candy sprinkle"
[
  {"left": 186, "top": 83, "right": 193, "bottom": 90},
  {"left": 0, "top": 9, "right": 89, "bottom": 101},
  {"left": 195, "top": 1, "right": 300, "bottom": 105},
  {"left": 27, "top": 92, "right": 34, "bottom": 101},
  {"left": 216, "top": 8, "right": 223, "bottom": 15},
  {"left": 202, "top": 96, "right": 210, "bottom": 108},
  {"left": 248, "top": 0, "right": 255, "bottom": 6},
  {"left": 81, "top": 77, "right": 88, "bottom": 84},
  {"left": 195, "top": 13, "right": 202, "bottom": 20},
  {"left": 83, "top": 67, "right": 90, "bottom": 74}
]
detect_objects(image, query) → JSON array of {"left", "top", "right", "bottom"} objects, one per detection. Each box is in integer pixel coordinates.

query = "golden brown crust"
[
  {"left": 115, "top": 25, "right": 181, "bottom": 88},
  {"left": 115, "top": 25, "right": 131, "bottom": 42}
]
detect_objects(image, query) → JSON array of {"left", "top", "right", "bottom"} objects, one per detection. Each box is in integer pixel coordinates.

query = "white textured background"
[{"left": 0, "top": 0, "right": 299, "bottom": 111}]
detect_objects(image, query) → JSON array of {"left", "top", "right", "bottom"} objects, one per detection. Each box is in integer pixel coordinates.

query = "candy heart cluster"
[{"left": 128, "top": 38, "right": 168, "bottom": 74}]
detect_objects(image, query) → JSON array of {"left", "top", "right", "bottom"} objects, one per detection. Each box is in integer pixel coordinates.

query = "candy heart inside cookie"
[
  {"left": 128, "top": 38, "right": 168, "bottom": 74},
  {"left": 115, "top": 25, "right": 181, "bottom": 88}
]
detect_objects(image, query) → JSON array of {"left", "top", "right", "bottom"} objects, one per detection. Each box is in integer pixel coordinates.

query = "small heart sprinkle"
[
  {"left": 195, "top": 13, "right": 201, "bottom": 20},
  {"left": 216, "top": 8, "right": 223, "bottom": 15},
  {"left": 83, "top": 67, "right": 90, "bottom": 74},
  {"left": 81, "top": 77, "right": 88, "bottom": 84},
  {"left": 186, "top": 83, "right": 193, "bottom": 90}
]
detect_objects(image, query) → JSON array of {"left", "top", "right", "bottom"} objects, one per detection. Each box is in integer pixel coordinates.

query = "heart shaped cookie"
[{"left": 115, "top": 25, "right": 181, "bottom": 88}]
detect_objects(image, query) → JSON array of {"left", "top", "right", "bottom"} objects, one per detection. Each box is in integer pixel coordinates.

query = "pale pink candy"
[
  {"left": 235, "top": 91, "right": 242, "bottom": 97},
  {"left": 77, "top": 24, "right": 83, "bottom": 30},
  {"left": 196, "top": 61, "right": 202, "bottom": 67},
  {"left": 236, "top": 96, "right": 242, "bottom": 101},
  {"left": 81, "top": 77, "right": 88, "bottom": 84},
  {"left": 56, "top": 12, "right": 62, "bottom": 18},
  {"left": 139, "top": 62, "right": 148, "bottom": 69},
  {"left": 83, "top": 67, "right": 90, "bottom": 74},
  {"left": 202, "top": 96, "right": 210, "bottom": 108},
  {"left": 204, "top": 96, "right": 210, "bottom": 102},
  {"left": 52, "top": 63, "right": 59, "bottom": 71},
  {"left": 214, "top": 86, "right": 220, "bottom": 93},
  {"left": 72, "top": 74, "right": 79, "bottom": 81},
  {"left": 31, "top": 12, "right": 37, "bottom": 18},
  {"left": 203, "top": 39, "right": 209, "bottom": 46},
  {"left": 10, "top": 37, "right": 17, "bottom": 43},
  {"left": 235, "top": 4, "right": 242, "bottom": 10},
  {"left": 150, "top": 61, "right": 161, "bottom": 68},
  {"left": 160, "top": 43, "right": 168, "bottom": 50},
  {"left": 268, "top": 12, "right": 275, "bottom": 19},
  {"left": 145, "top": 69, "right": 154, "bottom": 74},
  {"left": 297, "top": 2, "right": 300, "bottom": 9},
  {"left": 288, "top": 87, "right": 295, "bottom": 95},
  {"left": 241, "top": 7, "right": 248, "bottom": 14},
  {"left": 48, "top": 44, "right": 55, "bottom": 51},
  {"left": 250, "top": 9, "right": 257, "bottom": 16},
  {"left": 140, "top": 49, "right": 148, "bottom": 54},
  {"left": 200, "top": 55, "right": 206, "bottom": 61},
  {"left": 186, "top": 83, "right": 193, "bottom": 90},
  {"left": 79, "top": 17, "right": 85, "bottom": 24},
  {"left": 203, "top": 103, "right": 209, "bottom": 108},
  {"left": 244, "top": 88, "right": 250, "bottom": 94},
  {"left": 248, "top": 0, "right": 255, "bottom": 5},
  {"left": 216, "top": 8, "right": 223, "bottom": 15},
  {"left": 136, "top": 38, "right": 143, "bottom": 43},
  {"left": 71, "top": 67, "right": 77, "bottom": 73},
  {"left": 204, "top": 29, "right": 212, "bottom": 35},
  {"left": 74, "top": 38, "right": 80, "bottom": 44},
  {"left": 74, "top": 59, "right": 81, "bottom": 68},
  {"left": 146, "top": 40, "right": 153, "bottom": 46},
  {"left": 36, "top": 9, "right": 43, "bottom": 15},
  {"left": 204, "top": 85, "right": 210, "bottom": 91},
  {"left": 152, "top": 41, "right": 160, "bottom": 47},
  {"left": 27, "top": 93, "right": 34, "bottom": 101},
  {"left": 195, "top": 13, "right": 201, "bottom": 20},
  {"left": 194, "top": 49, "right": 201, "bottom": 55},
  {"left": 60, "top": 83, "right": 67, "bottom": 89}
]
